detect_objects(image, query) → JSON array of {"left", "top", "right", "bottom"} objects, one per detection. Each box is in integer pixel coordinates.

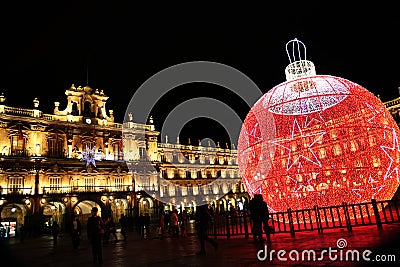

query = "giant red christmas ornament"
[{"left": 238, "top": 39, "right": 400, "bottom": 215}]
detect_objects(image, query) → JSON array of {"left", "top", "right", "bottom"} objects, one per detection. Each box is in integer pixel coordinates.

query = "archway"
[
  {"left": 0, "top": 203, "right": 26, "bottom": 238},
  {"left": 72, "top": 200, "right": 102, "bottom": 230}
]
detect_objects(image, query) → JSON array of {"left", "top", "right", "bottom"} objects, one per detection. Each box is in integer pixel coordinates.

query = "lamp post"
[{"left": 33, "top": 158, "right": 43, "bottom": 215}]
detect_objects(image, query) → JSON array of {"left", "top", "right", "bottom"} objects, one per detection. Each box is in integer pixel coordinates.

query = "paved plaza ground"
[{"left": 1, "top": 222, "right": 399, "bottom": 266}]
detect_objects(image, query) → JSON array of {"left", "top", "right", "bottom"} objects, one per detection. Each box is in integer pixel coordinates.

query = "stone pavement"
[{"left": 1, "top": 222, "right": 399, "bottom": 267}]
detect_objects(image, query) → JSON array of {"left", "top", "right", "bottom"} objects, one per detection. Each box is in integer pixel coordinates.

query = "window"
[
  {"left": 72, "top": 179, "right": 79, "bottom": 191},
  {"left": 82, "top": 141, "right": 95, "bottom": 150},
  {"left": 85, "top": 177, "right": 95, "bottom": 191},
  {"left": 48, "top": 138, "right": 64, "bottom": 158},
  {"left": 49, "top": 177, "right": 61, "bottom": 193},
  {"left": 207, "top": 184, "right": 213, "bottom": 195},
  {"left": 8, "top": 176, "right": 23, "bottom": 193},
  {"left": 11, "top": 136, "right": 25, "bottom": 156},
  {"left": 114, "top": 176, "right": 124, "bottom": 191},
  {"left": 139, "top": 147, "right": 147, "bottom": 159},
  {"left": 186, "top": 185, "right": 193, "bottom": 196},
  {"left": 141, "top": 176, "right": 150, "bottom": 190},
  {"left": 161, "top": 155, "right": 166, "bottom": 162},
  {"left": 162, "top": 185, "right": 168, "bottom": 195},
  {"left": 113, "top": 142, "right": 123, "bottom": 161}
]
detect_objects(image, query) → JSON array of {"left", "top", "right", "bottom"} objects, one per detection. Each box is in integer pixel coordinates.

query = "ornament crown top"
[{"left": 285, "top": 38, "right": 316, "bottom": 81}]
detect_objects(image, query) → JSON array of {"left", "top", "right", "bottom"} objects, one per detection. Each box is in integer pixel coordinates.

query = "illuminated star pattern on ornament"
[
  {"left": 273, "top": 119, "right": 325, "bottom": 170},
  {"left": 81, "top": 145, "right": 97, "bottom": 167},
  {"left": 352, "top": 175, "right": 385, "bottom": 201},
  {"left": 366, "top": 102, "right": 390, "bottom": 127},
  {"left": 238, "top": 39, "right": 400, "bottom": 221},
  {"left": 303, "top": 112, "right": 326, "bottom": 128},
  {"left": 381, "top": 128, "right": 400, "bottom": 182}
]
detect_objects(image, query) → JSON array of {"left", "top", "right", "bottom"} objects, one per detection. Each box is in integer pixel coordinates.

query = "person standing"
[
  {"left": 119, "top": 214, "right": 128, "bottom": 241},
  {"left": 70, "top": 215, "right": 81, "bottom": 249},
  {"left": 87, "top": 207, "right": 105, "bottom": 264},
  {"left": 180, "top": 210, "right": 189, "bottom": 237},
  {"left": 195, "top": 205, "right": 218, "bottom": 255},
  {"left": 144, "top": 213, "right": 151, "bottom": 238},
  {"left": 51, "top": 221, "right": 60, "bottom": 245},
  {"left": 249, "top": 194, "right": 270, "bottom": 242},
  {"left": 170, "top": 209, "right": 179, "bottom": 237},
  {"left": 159, "top": 211, "right": 165, "bottom": 240},
  {"left": 260, "top": 195, "right": 271, "bottom": 243},
  {"left": 19, "top": 224, "right": 26, "bottom": 243}
]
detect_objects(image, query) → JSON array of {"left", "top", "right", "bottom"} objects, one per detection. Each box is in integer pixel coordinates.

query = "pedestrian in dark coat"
[
  {"left": 87, "top": 207, "right": 105, "bottom": 264},
  {"left": 249, "top": 194, "right": 270, "bottom": 242},
  {"left": 51, "top": 221, "right": 60, "bottom": 245},
  {"left": 71, "top": 215, "right": 81, "bottom": 249},
  {"left": 195, "top": 205, "right": 218, "bottom": 255}
]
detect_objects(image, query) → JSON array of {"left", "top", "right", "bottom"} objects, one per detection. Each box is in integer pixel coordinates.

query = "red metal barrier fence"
[{"left": 206, "top": 198, "right": 400, "bottom": 239}]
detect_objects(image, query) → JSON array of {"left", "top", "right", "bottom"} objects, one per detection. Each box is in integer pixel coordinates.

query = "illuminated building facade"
[{"left": 0, "top": 84, "right": 245, "bottom": 236}]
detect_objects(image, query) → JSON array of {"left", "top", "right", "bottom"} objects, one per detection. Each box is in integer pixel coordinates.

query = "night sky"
[{"left": 1, "top": 4, "right": 400, "bottom": 146}]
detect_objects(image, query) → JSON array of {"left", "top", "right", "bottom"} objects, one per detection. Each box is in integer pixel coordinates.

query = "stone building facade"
[{"left": 0, "top": 84, "right": 246, "bottom": 236}]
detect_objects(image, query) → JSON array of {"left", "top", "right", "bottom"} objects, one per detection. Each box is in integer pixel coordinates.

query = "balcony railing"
[
  {"left": 0, "top": 105, "right": 154, "bottom": 131},
  {"left": 42, "top": 184, "right": 133, "bottom": 194},
  {"left": 0, "top": 187, "right": 33, "bottom": 195}
]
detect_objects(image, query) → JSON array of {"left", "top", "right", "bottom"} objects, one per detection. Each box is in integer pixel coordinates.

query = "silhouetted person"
[
  {"left": 144, "top": 213, "right": 150, "bottom": 238},
  {"left": 87, "top": 207, "right": 105, "bottom": 264},
  {"left": 70, "top": 215, "right": 81, "bottom": 249},
  {"left": 19, "top": 224, "right": 26, "bottom": 243},
  {"left": 104, "top": 217, "right": 118, "bottom": 243},
  {"left": 159, "top": 211, "right": 165, "bottom": 240},
  {"left": 195, "top": 205, "right": 218, "bottom": 255},
  {"left": 181, "top": 210, "right": 189, "bottom": 236},
  {"left": 119, "top": 214, "right": 128, "bottom": 241},
  {"left": 51, "top": 221, "right": 60, "bottom": 245},
  {"left": 249, "top": 194, "right": 270, "bottom": 242},
  {"left": 170, "top": 210, "right": 179, "bottom": 237}
]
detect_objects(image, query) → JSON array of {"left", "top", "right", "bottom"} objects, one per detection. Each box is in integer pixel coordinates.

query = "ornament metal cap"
[{"left": 285, "top": 38, "right": 316, "bottom": 81}]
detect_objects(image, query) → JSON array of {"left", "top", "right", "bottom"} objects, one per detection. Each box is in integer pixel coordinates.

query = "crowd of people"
[{"left": 10, "top": 194, "right": 272, "bottom": 262}]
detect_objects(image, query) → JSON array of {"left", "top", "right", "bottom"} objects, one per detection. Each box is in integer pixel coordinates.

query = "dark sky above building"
[{"left": 1, "top": 3, "right": 400, "bottom": 146}]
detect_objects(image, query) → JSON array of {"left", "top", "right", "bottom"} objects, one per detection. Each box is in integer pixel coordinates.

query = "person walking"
[
  {"left": 87, "top": 207, "right": 105, "bottom": 264},
  {"left": 104, "top": 217, "right": 118, "bottom": 243},
  {"left": 70, "top": 215, "right": 81, "bottom": 249},
  {"left": 51, "top": 221, "right": 60, "bottom": 245},
  {"left": 195, "top": 205, "right": 218, "bottom": 255}
]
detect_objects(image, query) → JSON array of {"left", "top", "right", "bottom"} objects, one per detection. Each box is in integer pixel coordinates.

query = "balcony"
[
  {"left": 41, "top": 184, "right": 133, "bottom": 195},
  {"left": 0, "top": 187, "right": 33, "bottom": 195}
]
